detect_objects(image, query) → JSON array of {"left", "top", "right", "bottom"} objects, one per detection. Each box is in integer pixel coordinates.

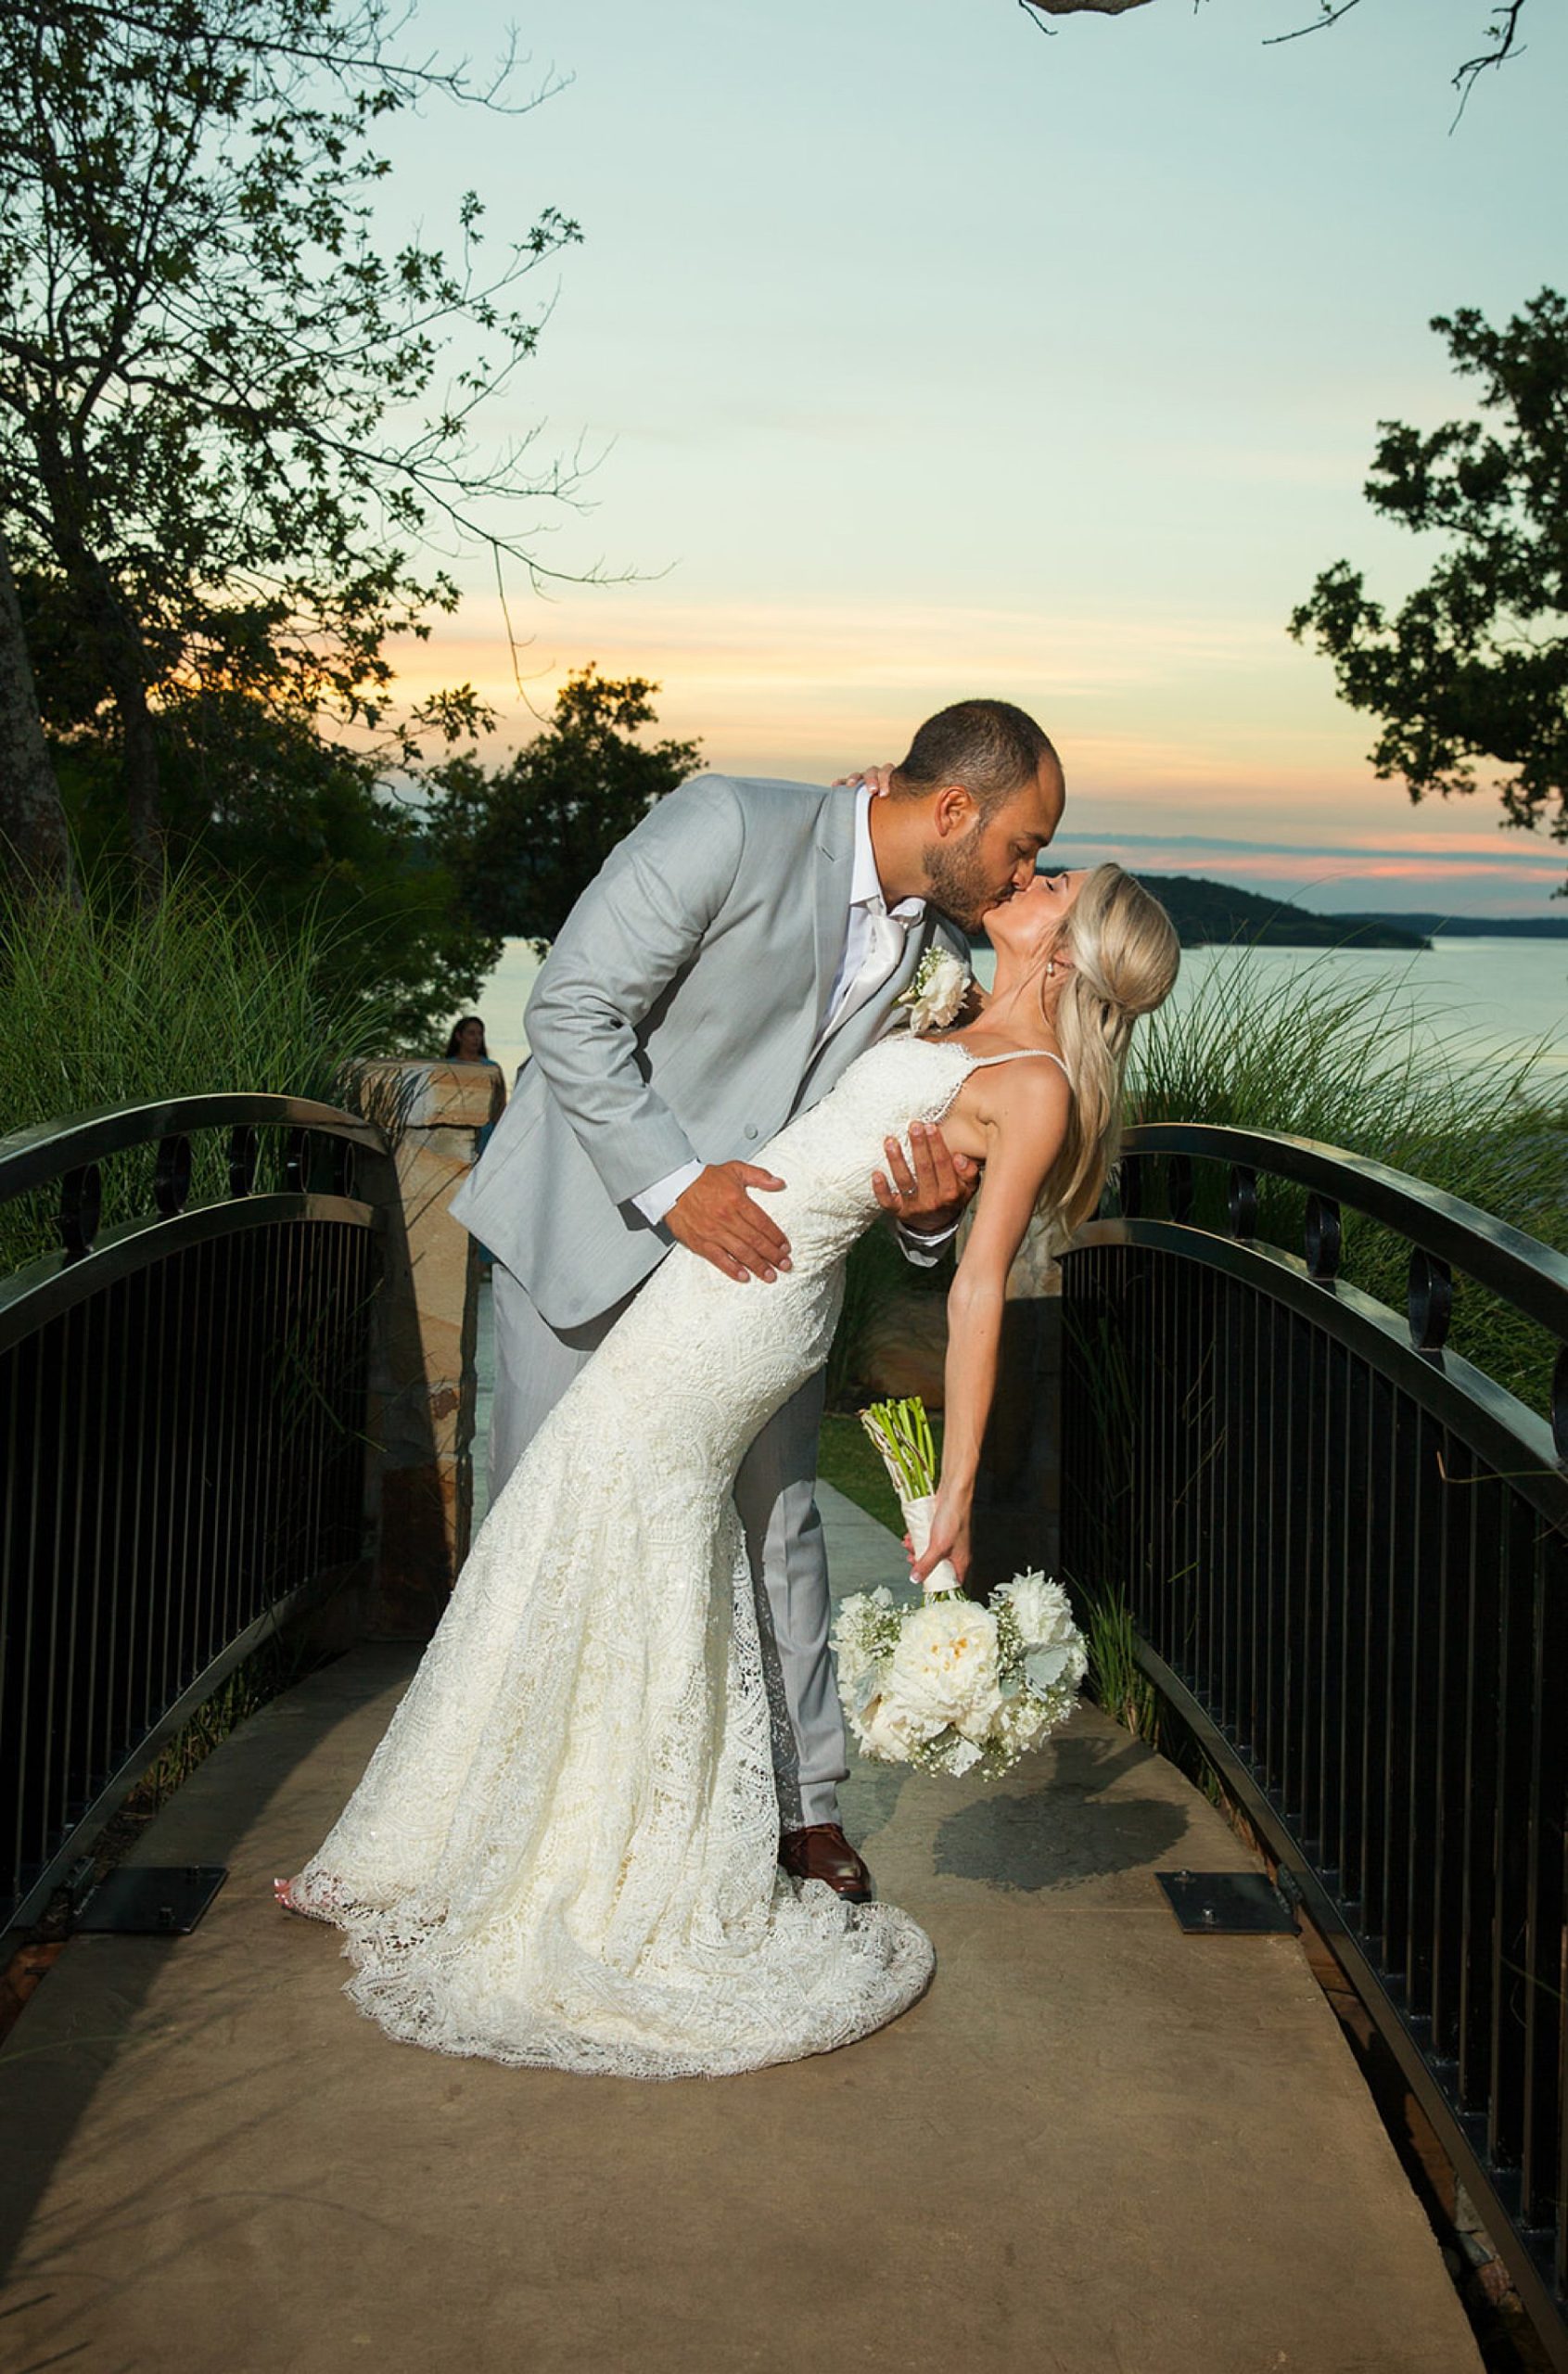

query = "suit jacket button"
[{"left": 745, "top": 1123, "right": 759, "bottom": 1140}]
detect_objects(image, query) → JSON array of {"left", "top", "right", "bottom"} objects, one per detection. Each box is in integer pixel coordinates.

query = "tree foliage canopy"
[
  {"left": 1290, "top": 290, "right": 1568, "bottom": 855},
  {"left": 427, "top": 668, "right": 704, "bottom": 951},
  {"left": 46, "top": 676, "right": 500, "bottom": 1043},
  {"left": 0, "top": 0, "right": 582, "bottom": 880}
]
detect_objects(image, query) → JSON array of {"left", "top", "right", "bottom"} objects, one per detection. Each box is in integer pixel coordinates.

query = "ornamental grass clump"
[
  {"left": 1128, "top": 942, "right": 1568, "bottom": 1415},
  {"left": 0, "top": 868, "right": 404, "bottom": 1272}
]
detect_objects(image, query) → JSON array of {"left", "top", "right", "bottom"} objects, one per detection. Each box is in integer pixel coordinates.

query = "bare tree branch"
[
  {"left": 1452, "top": 0, "right": 1528, "bottom": 121},
  {"left": 1026, "top": 0, "right": 1535, "bottom": 104},
  {"left": 1261, "top": 1, "right": 1365, "bottom": 50}
]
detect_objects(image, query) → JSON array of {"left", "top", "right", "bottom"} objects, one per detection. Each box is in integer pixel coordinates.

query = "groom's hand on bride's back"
[{"left": 667, "top": 1163, "right": 792, "bottom": 1284}]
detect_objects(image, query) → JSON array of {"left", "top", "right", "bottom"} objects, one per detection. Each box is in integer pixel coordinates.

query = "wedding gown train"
[{"left": 287, "top": 1034, "right": 1042, "bottom": 2078}]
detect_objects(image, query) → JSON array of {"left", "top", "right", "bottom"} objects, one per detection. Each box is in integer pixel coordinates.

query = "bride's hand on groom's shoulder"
[
  {"left": 667, "top": 1161, "right": 792, "bottom": 1284},
  {"left": 832, "top": 763, "right": 896, "bottom": 796}
]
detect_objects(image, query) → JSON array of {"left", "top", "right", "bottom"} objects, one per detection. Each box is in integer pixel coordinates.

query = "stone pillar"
[{"left": 358, "top": 1060, "right": 504, "bottom": 1637}]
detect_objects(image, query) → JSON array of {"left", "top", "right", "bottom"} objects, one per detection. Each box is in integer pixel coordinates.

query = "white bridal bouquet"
[{"left": 832, "top": 1397, "right": 1088, "bottom": 1780}]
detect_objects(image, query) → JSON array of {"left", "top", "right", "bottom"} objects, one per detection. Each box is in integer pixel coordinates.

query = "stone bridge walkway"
[{"left": 0, "top": 1487, "right": 1480, "bottom": 2374}]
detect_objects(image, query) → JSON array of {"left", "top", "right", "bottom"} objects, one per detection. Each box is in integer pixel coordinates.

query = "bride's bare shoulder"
[{"left": 962, "top": 1046, "right": 1072, "bottom": 1126}]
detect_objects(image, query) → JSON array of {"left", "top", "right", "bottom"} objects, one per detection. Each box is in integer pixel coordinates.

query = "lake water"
[
  {"left": 474, "top": 935, "right": 1568, "bottom": 1094},
  {"left": 975, "top": 937, "right": 1568, "bottom": 1087}
]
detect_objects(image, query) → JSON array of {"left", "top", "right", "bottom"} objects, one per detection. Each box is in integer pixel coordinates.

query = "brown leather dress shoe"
[{"left": 778, "top": 1823, "right": 873, "bottom": 1903}]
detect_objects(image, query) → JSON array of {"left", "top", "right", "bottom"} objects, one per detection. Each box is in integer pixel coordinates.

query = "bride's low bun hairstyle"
[{"left": 1038, "top": 864, "right": 1180, "bottom": 1244}]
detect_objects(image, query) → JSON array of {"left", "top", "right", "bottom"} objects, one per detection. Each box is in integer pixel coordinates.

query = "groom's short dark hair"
[{"left": 894, "top": 699, "right": 1060, "bottom": 817}]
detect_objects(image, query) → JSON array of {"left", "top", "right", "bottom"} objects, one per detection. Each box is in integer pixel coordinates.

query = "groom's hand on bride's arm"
[
  {"left": 666, "top": 1163, "right": 792, "bottom": 1284},
  {"left": 873, "top": 1121, "right": 979, "bottom": 1237}
]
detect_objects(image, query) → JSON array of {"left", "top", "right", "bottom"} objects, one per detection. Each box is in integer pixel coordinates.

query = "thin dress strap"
[{"left": 964, "top": 1048, "right": 1070, "bottom": 1079}]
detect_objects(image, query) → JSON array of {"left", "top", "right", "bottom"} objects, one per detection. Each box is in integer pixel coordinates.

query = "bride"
[{"left": 275, "top": 861, "right": 1179, "bottom": 2078}]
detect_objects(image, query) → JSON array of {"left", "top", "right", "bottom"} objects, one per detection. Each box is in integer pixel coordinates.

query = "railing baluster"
[
  {"left": 1058, "top": 1117, "right": 1568, "bottom": 2350},
  {"left": 1357, "top": 1367, "right": 1393, "bottom": 1957},
  {"left": 1457, "top": 1467, "right": 1501, "bottom": 2116},
  {"left": 1523, "top": 1522, "right": 1568, "bottom": 2238},
  {"left": 1380, "top": 1396, "right": 1420, "bottom": 1987},
  {"left": 1, "top": 1096, "right": 388, "bottom": 1944},
  {"left": 1431, "top": 1434, "right": 1474, "bottom": 2066},
  {"left": 1487, "top": 1488, "right": 1536, "bottom": 2176}
]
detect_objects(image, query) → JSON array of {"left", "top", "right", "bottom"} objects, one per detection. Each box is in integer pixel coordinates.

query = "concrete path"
[{"left": 0, "top": 1488, "right": 1480, "bottom": 2374}]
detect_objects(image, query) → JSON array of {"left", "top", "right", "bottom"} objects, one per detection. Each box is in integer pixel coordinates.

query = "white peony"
[
  {"left": 886, "top": 1597, "right": 1002, "bottom": 1735},
  {"left": 995, "top": 1570, "right": 1077, "bottom": 1652},
  {"left": 897, "top": 946, "right": 970, "bottom": 1034},
  {"left": 857, "top": 1686, "right": 937, "bottom": 1761}
]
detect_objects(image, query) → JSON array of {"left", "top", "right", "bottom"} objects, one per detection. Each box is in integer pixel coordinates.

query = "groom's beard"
[{"left": 921, "top": 831, "right": 1007, "bottom": 935}]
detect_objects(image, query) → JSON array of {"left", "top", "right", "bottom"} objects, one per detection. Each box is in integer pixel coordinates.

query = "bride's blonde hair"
[{"left": 1034, "top": 863, "right": 1180, "bottom": 1243}]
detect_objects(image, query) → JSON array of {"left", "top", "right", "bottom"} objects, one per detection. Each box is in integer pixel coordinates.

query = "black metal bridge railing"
[
  {"left": 0, "top": 1095, "right": 391, "bottom": 1944},
  {"left": 1059, "top": 1121, "right": 1568, "bottom": 2363}
]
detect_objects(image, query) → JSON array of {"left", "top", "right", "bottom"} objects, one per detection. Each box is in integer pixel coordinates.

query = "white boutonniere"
[{"left": 896, "top": 944, "right": 970, "bottom": 1034}]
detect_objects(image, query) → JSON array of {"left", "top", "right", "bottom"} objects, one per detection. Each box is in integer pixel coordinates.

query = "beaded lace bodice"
[{"left": 288, "top": 1033, "right": 1056, "bottom": 2078}]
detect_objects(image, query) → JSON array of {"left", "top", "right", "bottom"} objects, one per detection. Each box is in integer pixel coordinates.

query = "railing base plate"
[
  {"left": 72, "top": 1865, "right": 227, "bottom": 1935},
  {"left": 1158, "top": 1870, "right": 1295, "bottom": 1934}
]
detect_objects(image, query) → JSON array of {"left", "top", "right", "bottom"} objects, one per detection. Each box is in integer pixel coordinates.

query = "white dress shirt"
[{"left": 631, "top": 787, "right": 937, "bottom": 1232}]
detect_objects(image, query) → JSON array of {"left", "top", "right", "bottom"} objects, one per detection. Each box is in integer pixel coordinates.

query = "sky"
[{"left": 377, "top": 0, "right": 1567, "bottom": 914}]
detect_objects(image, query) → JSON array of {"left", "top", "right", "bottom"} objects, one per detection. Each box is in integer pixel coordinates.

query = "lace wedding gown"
[{"left": 288, "top": 1034, "right": 1032, "bottom": 2079}]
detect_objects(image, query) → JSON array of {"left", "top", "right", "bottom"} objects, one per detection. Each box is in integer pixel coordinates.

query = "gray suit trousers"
[{"left": 489, "top": 1258, "right": 847, "bottom": 1830}]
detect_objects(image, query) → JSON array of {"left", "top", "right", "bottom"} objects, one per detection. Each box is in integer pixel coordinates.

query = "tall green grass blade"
[{"left": 0, "top": 867, "right": 405, "bottom": 1270}]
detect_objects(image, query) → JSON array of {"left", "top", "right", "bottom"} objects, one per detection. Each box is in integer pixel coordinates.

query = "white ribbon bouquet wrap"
[
  {"left": 832, "top": 1397, "right": 1089, "bottom": 1780},
  {"left": 901, "top": 1492, "right": 961, "bottom": 1599}
]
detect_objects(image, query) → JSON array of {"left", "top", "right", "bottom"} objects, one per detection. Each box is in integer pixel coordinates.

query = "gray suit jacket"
[{"left": 448, "top": 772, "right": 969, "bottom": 1330}]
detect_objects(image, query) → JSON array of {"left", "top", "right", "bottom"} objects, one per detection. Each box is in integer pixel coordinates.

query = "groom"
[{"left": 450, "top": 697, "right": 1065, "bottom": 1897}]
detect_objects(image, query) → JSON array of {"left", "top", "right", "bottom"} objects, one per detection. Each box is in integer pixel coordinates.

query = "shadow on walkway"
[{"left": 0, "top": 1492, "right": 1480, "bottom": 2374}]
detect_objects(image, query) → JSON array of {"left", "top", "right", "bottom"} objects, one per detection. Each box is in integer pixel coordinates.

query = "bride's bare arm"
[{"left": 910, "top": 1062, "right": 1072, "bottom": 1586}]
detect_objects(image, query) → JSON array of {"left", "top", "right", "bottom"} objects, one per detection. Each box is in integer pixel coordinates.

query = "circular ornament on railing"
[
  {"left": 1408, "top": 1248, "right": 1453, "bottom": 1354},
  {"left": 1304, "top": 1193, "right": 1343, "bottom": 1282},
  {"left": 227, "top": 1125, "right": 260, "bottom": 1197},
  {"left": 1118, "top": 1155, "right": 1143, "bottom": 1219},
  {"left": 1166, "top": 1153, "right": 1193, "bottom": 1224},
  {"left": 1551, "top": 1345, "right": 1568, "bottom": 1465},
  {"left": 154, "top": 1133, "right": 193, "bottom": 1217},
  {"left": 57, "top": 1162, "right": 102, "bottom": 1257},
  {"left": 285, "top": 1128, "right": 309, "bottom": 1192},
  {"left": 1228, "top": 1165, "right": 1258, "bottom": 1240},
  {"left": 326, "top": 1135, "right": 357, "bottom": 1199}
]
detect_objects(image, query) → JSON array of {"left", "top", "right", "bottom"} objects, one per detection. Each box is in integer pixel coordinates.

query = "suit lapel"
[
  {"left": 809, "top": 789, "right": 857, "bottom": 1017},
  {"left": 793, "top": 911, "right": 935, "bottom": 1105}
]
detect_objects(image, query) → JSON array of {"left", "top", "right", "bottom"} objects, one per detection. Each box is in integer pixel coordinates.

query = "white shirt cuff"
[
  {"left": 896, "top": 1213, "right": 962, "bottom": 1265},
  {"left": 632, "top": 1158, "right": 705, "bottom": 1228}
]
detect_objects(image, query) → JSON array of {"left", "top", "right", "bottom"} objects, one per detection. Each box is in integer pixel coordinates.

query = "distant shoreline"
[
  {"left": 1339, "top": 914, "right": 1568, "bottom": 939},
  {"left": 970, "top": 870, "right": 1568, "bottom": 952}
]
